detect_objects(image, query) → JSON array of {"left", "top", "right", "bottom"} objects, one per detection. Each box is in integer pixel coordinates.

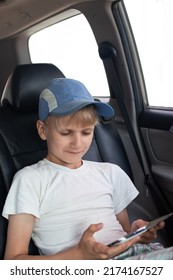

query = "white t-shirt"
[{"left": 2, "top": 159, "right": 138, "bottom": 255}]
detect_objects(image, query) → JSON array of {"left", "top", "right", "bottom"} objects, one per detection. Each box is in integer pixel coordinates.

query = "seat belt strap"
[{"left": 99, "top": 41, "right": 150, "bottom": 182}]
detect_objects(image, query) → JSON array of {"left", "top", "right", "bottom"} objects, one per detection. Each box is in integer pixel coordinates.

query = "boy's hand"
[
  {"left": 78, "top": 223, "right": 140, "bottom": 260},
  {"left": 131, "top": 219, "right": 165, "bottom": 244}
]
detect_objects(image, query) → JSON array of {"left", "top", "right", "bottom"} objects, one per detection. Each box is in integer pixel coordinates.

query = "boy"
[{"left": 2, "top": 78, "right": 169, "bottom": 260}]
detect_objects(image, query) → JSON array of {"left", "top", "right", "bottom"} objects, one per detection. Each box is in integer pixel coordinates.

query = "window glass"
[
  {"left": 29, "top": 13, "right": 109, "bottom": 97},
  {"left": 124, "top": 0, "right": 173, "bottom": 107}
]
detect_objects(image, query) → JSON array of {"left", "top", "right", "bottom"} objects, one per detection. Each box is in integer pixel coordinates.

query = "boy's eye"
[
  {"left": 58, "top": 129, "right": 93, "bottom": 136},
  {"left": 60, "top": 131, "right": 71, "bottom": 135},
  {"left": 82, "top": 130, "right": 92, "bottom": 135}
]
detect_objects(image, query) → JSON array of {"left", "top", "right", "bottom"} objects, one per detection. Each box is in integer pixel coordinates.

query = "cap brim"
[{"left": 49, "top": 100, "right": 114, "bottom": 118}]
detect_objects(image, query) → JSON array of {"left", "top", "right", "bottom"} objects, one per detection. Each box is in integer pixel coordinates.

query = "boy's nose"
[{"left": 70, "top": 133, "right": 81, "bottom": 147}]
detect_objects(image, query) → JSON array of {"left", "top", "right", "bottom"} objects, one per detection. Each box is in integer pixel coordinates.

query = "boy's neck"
[{"left": 46, "top": 154, "right": 83, "bottom": 169}]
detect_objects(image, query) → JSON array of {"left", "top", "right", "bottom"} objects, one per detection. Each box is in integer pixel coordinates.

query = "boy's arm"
[
  {"left": 4, "top": 213, "right": 36, "bottom": 260},
  {"left": 116, "top": 208, "right": 131, "bottom": 233},
  {"left": 4, "top": 214, "right": 140, "bottom": 260}
]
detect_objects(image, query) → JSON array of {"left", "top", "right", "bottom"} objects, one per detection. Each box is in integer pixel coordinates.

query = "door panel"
[
  {"left": 141, "top": 128, "right": 173, "bottom": 164},
  {"left": 140, "top": 109, "right": 173, "bottom": 208}
]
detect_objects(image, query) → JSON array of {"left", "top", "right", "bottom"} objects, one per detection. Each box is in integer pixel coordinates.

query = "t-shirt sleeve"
[
  {"left": 2, "top": 167, "right": 42, "bottom": 219},
  {"left": 111, "top": 165, "right": 139, "bottom": 215}
]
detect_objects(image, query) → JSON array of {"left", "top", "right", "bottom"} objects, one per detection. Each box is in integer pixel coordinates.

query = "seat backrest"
[
  {"left": 0, "top": 63, "right": 65, "bottom": 190},
  {"left": 0, "top": 63, "right": 65, "bottom": 258},
  {"left": 0, "top": 63, "right": 133, "bottom": 259}
]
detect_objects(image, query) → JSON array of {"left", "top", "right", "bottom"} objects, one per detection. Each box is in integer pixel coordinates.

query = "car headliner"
[{"left": 0, "top": 0, "right": 115, "bottom": 40}]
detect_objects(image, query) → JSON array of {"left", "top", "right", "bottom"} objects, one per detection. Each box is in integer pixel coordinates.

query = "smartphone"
[{"left": 108, "top": 212, "right": 173, "bottom": 247}]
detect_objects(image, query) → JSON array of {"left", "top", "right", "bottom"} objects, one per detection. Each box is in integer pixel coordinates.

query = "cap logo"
[{"left": 40, "top": 89, "right": 58, "bottom": 112}]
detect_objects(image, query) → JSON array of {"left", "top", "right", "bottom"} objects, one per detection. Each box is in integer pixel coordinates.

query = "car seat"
[{"left": 0, "top": 63, "right": 65, "bottom": 258}]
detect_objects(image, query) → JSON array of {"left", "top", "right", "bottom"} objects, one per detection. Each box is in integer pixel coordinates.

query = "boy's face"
[{"left": 37, "top": 118, "right": 95, "bottom": 169}]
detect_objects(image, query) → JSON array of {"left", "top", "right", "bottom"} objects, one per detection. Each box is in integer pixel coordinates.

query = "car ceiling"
[{"left": 0, "top": 0, "right": 115, "bottom": 40}]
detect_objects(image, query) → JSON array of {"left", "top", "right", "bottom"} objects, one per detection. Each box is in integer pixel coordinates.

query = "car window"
[
  {"left": 124, "top": 0, "right": 173, "bottom": 108},
  {"left": 29, "top": 12, "right": 109, "bottom": 98}
]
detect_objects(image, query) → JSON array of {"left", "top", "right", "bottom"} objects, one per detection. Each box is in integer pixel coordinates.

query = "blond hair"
[{"left": 44, "top": 105, "right": 99, "bottom": 128}]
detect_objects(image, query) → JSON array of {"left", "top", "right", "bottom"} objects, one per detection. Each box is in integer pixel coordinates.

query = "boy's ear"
[{"left": 36, "top": 120, "right": 47, "bottom": 140}]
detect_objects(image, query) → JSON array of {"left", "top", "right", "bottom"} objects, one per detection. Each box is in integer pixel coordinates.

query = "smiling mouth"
[{"left": 66, "top": 150, "right": 82, "bottom": 154}]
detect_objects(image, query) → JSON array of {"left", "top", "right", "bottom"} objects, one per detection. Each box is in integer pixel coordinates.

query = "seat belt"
[{"left": 99, "top": 42, "right": 150, "bottom": 188}]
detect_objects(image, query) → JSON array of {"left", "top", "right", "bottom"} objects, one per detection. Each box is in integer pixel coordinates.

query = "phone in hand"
[{"left": 108, "top": 212, "right": 173, "bottom": 247}]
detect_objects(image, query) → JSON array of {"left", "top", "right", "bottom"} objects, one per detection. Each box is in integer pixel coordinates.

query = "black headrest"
[{"left": 1, "top": 63, "right": 65, "bottom": 112}]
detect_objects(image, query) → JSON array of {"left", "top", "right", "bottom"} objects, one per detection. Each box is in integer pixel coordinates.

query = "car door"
[{"left": 117, "top": 0, "right": 173, "bottom": 211}]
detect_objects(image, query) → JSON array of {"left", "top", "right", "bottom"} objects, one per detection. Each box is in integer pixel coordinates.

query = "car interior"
[{"left": 0, "top": 0, "right": 173, "bottom": 259}]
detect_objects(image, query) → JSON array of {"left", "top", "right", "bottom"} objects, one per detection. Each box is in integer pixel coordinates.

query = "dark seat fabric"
[
  {"left": 1, "top": 63, "right": 65, "bottom": 113},
  {"left": 0, "top": 63, "right": 65, "bottom": 258},
  {"left": 0, "top": 63, "right": 133, "bottom": 259},
  {"left": 0, "top": 63, "right": 65, "bottom": 190}
]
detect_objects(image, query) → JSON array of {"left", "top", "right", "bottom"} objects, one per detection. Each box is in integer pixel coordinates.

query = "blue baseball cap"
[{"left": 39, "top": 78, "right": 114, "bottom": 121}]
